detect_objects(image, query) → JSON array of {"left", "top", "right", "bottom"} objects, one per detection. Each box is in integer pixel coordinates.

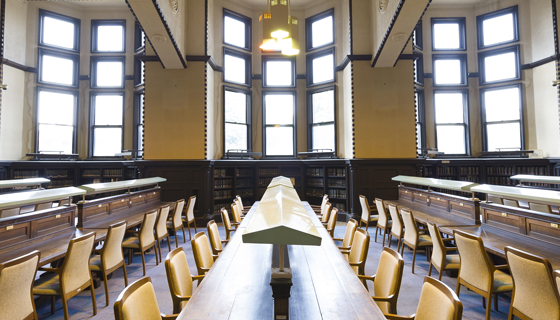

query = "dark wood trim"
[
  {"left": 296, "top": 74, "right": 306, "bottom": 80},
  {"left": 393, "top": 1, "right": 432, "bottom": 68},
  {"left": 372, "top": 0, "right": 405, "bottom": 68},
  {"left": 521, "top": 54, "right": 560, "bottom": 70},
  {"left": 152, "top": 0, "right": 187, "bottom": 68},
  {"left": 468, "top": 72, "right": 479, "bottom": 78},
  {"left": 553, "top": 0, "right": 559, "bottom": 56},
  {"left": 185, "top": 55, "right": 210, "bottom": 61},
  {"left": 205, "top": 0, "right": 208, "bottom": 56},
  {"left": 398, "top": 53, "right": 422, "bottom": 60},
  {"left": 349, "top": 54, "right": 372, "bottom": 61},
  {"left": 2, "top": 58, "right": 37, "bottom": 73},
  {"left": 1, "top": 0, "right": 5, "bottom": 61},
  {"left": 135, "top": 55, "right": 161, "bottom": 62},
  {"left": 79, "top": 75, "right": 90, "bottom": 81},
  {"left": 207, "top": 56, "right": 224, "bottom": 72},
  {"left": 424, "top": 73, "right": 433, "bottom": 78},
  {"left": 335, "top": 55, "right": 350, "bottom": 72},
  {"left": 124, "top": 75, "right": 134, "bottom": 81},
  {"left": 349, "top": 0, "right": 353, "bottom": 56},
  {"left": 252, "top": 74, "right": 262, "bottom": 80}
]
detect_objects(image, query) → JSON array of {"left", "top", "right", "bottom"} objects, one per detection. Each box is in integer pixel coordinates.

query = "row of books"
[
  {"left": 258, "top": 177, "right": 274, "bottom": 187},
  {"left": 459, "top": 167, "right": 479, "bottom": 175},
  {"left": 307, "top": 168, "right": 324, "bottom": 176},
  {"left": 328, "top": 178, "right": 346, "bottom": 187},
  {"left": 236, "top": 168, "right": 253, "bottom": 177},
  {"left": 258, "top": 168, "right": 280, "bottom": 176},
  {"left": 46, "top": 170, "right": 70, "bottom": 179},
  {"left": 306, "top": 188, "right": 324, "bottom": 197},
  {"left": 328, "top": 189, "right": 347, "bottom": 198},
  {"left": 82, "top": 169, "right": 101, "bottom": 177},
  {"left": 307, "top": 178, "right": 324, "bottom": 187},
  {"left": 332, "top": 203, "right": 346, "bottom": 212},
  {"left": 214, "top": 189, "right": 232, "bottom": 200},
  {"left": 459, "top": 176, "right": 479, "bottom": 183},
  {"left": 214, "top": 169, "right": 229, "bottom": 177},
  {"left": 327, "top": 168, "right": 345, "bottom": 177},
  {"left": 46, "top": 180, "right": 74, "bottom": 189},
  {"left": 438, "top": 167, "right": 457, "bottom": 175},
  {"left": 13, "top": 170, "right": 39, "bottom": 179},
  {"left": 487, "top": 177, "right": 515, "bottom": 186},
  {"left": 486, "top": 166, "right": 514, "bottom": 175},
  {"left": 214, "top": 179, "right": 232, "bottom": 188},
  {"left": 102, "top": 169, "right": 123, "bottom": 177},
  {"left": 517, "top": 166, "right": 548, "bottom": 175},
  {"left": 237, "top": 178, "right": 252, "bottom": 187},
  {"left": 237, "top": 189, "right": 254, "bottom": 197}
]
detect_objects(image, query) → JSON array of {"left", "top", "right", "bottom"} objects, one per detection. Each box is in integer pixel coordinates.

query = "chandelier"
[{"left": 259, "top": 0, "right": 299, "bottom": 55}]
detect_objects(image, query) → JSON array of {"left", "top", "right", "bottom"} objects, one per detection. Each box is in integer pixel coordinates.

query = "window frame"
[
  {"left": 414, "top": 55, "right": 424, "bottom": 86},
  {"left": 223, "top": 9, "right": 252, "bottom": 52},
  {"left": 433, "top": 89, "right": 471, "bottom": 156},
  {"left": 478, "top": 44, "right": 521, "bottom": 85},
  {"left": 223, "top": 48, "right": 252, "bottom": 87},
  {"left": 306, "top": 47, "right": 335, "bottom": 87},
  {"left": 90, "top": 55, "right": 126, "bottom": 89},
  {"left": 415, "top": 89, "right": 426, "bottom": 156},
  {"left": 262, "top": 55, "right": 296, "bottom": 88},
  {"left": 413, "top": 20, "right": 423, "bottom": 51},
  {"left": 431, "top": 17, "right": 467, "bottom": 52},
  {"left": 262, "top": 91, "right": 297, "bottom": 158},
  {"left": 38, "top": 9, "right": 81, "bottom": 53},
  {"left": 133, "top": 90, "right": 144, "bottom": 158},
  {"left": 134, "top": 56, "right": 145, "bottom": 87},
  {"left": 223, "top": 86, "right": 252, "bottom": 155},
  {"left": 480, "top": 83, "right": 524, "bottom": 152},
  {"left": 134, "top": 22, "right": 145, "bottom": 53},
  {"left": 307, "top": 85, "right": 337, "bottom": 154},
  {"left": 91, "top": 19, "right": 127, "bottom": 53},
  {"left": 305, "top": 8, "right": 335, "bottom": 52},
  {"left": 34, "top": 87, "right": 79, "bottom": 154},
  {"left": 88, "top": 91, "right": 125, "bottom": 158},
  {"left": 432, "top": 53, "right": 468, "bottom": 87},
  {"left": 37, "top": 48, "right": 80, "bottom": 88},
  {"left": 476, "top": 5, "right": 519, "bottom": 50}
]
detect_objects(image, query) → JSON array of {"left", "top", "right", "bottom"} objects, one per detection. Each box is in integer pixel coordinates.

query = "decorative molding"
[
  {"left": 392, "top": 0, "right": 432, "bottom": 68},
  {"left": 152, "top": 0, "right": 187, "bottom": 68},
  {"left": 398, "top": 53, "right": 422, "bottom": 60},
  {"left": 372, "top": 0, "right": 405, "bottom": 68},
  {"left": 2, "top": 58, "right": 37, "bottom": 73},
  {"left": 252, "top": 74, "right": 262, "bottom": 80},
  {"left": 171, "top": 0, "right": 179, "bottom": 14},
  {"left": 296, "top": 74, "right": 306, "bottom": 80},
  {"left": 467, "top": 72, "right": 479, "bottom": 78},
  {"left": 378, "top": 0, "right": 389, "bottom": 13},
  {"left": 349, "top": 0, "right": 354, "bottom": 56},
  {"left": 207, "top": 56, "right": 224, "bottom": 72},
  {"left": 79, "top": 75, "right": 90, "bottom": 81}
]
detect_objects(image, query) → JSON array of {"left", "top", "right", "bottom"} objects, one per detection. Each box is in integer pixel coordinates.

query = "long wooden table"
[
  {"left": 385, "top": 200, "right": 477, "bottom": 229},
  {"left": 178, "top": 201, "right": 386, "bottom": 320}
]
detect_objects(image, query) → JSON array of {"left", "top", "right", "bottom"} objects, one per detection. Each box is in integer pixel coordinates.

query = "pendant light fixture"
[
  {"left": 282, "top": 16, "right": 299, "bottom": 55},
  {"left": 270, "top": 0, "right": 289, "bottom": 39},
  {"left": 260, "top": 0, "right": 298, "bottom": 55},
  {"left": 259, "top": 3, "right": 277, "bottom": 50}
]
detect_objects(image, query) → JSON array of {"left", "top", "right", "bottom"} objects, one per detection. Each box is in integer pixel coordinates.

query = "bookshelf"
[
  {"left": 304, "top": 163, "right": 348, "bottom": 213},
  {"left": 212, "top": 166, "right": 256, "bottom": 215}
]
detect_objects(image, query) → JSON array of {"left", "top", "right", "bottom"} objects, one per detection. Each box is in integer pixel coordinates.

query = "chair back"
[
  {"left": 373, "top": 247, "right": 404, "bottom": 314},
  {"left": 327, "top": 207, "right": 338, "bottom": 237},
  {"left": 221, "top": 208, "right": 233, "bottom": 238},
  {"left": 172, "top": 199, "right": 186, "bottom": 228},
  {"left": 207, "top": 220, "right": 223, "bottom": 255},
  {"left": 113, "top": 277, "right": 162, "bottom": 320},
  {"left": 454, "top": 230, "right": 492, "bottom": 293},
  {"left": 61, "top": 232, "right": 96, "bottom": 295},
  {"left": 427, "top": 222, "right": 446, "bottom": 270},
  {"left": 235, "top": 198, "right": 244, "bottom": 216},
  {"left": 0, "top": 250, "right": 40, "bottom": 320},
  {"left": 155, "top": 205, "right": 170, "bottom": 238},
  {"left": 388, "top": 204, "right": 403, "bottom": 237},
  {"left": 231, "top": 201, "right": 243, "bottom": 224},
  {"left": 140, "top": 210, "right": 158, "bottom": 246},
  {"left": 0, "top": 207, "right": 20, "bottom": 218},
  {"left": 320, "top": 194, "right": 329, "bottom": 212},
  {"left": 503, "top": 198, "right": 519, "bottom": 208},
  {"left": 529, "top": 202, "right": 553, "bottom": 214},
  {"left": 401, "top": 208, "right": 419, "bottom": 245},
  {"left": 191, "top": 231, "right": 214, "bottom": 275},
  {"left": 555, "top": 270, "right": 560, "bottom": 299},
  {"left": 348, "top": 228, "right": 370, "bottom": 276},
  {"left": 236, "top": 195, "right": 244, "bottom": 209},
  {"left": 185, "top": 195, "right": 196, "bottom": 222},
  {"left": 487, "top": 194, "right": 503, "bottom": 204},
  {"left": 342, "top": 219, "right": 358, "bottom": 248},
  {"left": 34, "top": 202, "right": 52, "bottom": 211},
  {"left": 414, "top": 277, "right": 463, "bottom": 320},
  {"left": 505, "top": 246, "right": 560, "bottom": 320},
  {"left": 375, "top": 198, "right": 389, "bottom": 227},
  {"left": 321, "top": 202, "right": 333, "bottom": 224},
  {"left": 103, "top": 221, "right": 127, "bottom": 270},
  {"left": 165, "top": 247, "right": 194, "bottom": 311},
  {"left": 359, "top": 195, "right": 370, "bottom": 222}
]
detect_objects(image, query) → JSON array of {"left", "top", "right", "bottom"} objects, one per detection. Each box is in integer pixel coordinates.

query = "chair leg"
[
  {"left": 154, "top": 244, "right": 159, "bottom": 266},
  {"left": 456, "top": 281, "right": 461, "bottom": 296},
  {"left": 174, "top": 229, "right": 179, "bottom": 248},
  {"left": 157, "top": 239, "right": 162, "bottom": 263},
  {"left": 187, "top": 223, "right": 192, "bottom": 240},
  {"left": 374, "top": 225, "right": 378, "bottom": 242},
  {"left": 141, "top": 250, "right": 146, "bottom": 276},
  {"left": 166, "top": 235, "right": 171, "bottom": 251},
  {"left": 494, "top": 293, "right": 499, "bottom": 311},
  {"left": 193, "top": 219, "right": 197, "bottom": 233},
  {"left": 438, "top": 267, "right": 443, "bottom": 281},
  {"left": 90, "top": 279, "right": 97, "bottom": 316},
  {"left": 122, "top": 262, "right": 128, "bottom": 287},
  {"left": 51, "top": 296, "right": 55, "bottom": 315},
  {"left": 486, "top": 294, "right": 492, "bottom": 320},
  {"left": 382, "top": 227, "right": 388, "bottom": 247},
  {"left": 127, "top": 248, "right": 132, "bottom": 265},
  {"left": 62, "top": 297, "right": 69, "bottom": 320},
  {"left": 103, "top": 271, "right": 110, "bottom": 307},
  {"left": 428, "top": 262, "right": 433, "bottom": 276},
  {"left": 412, "top": 246, "right": 417, "bottom": 274},
  {"left": 388, "top": 234, "right": 393, "bottom": 248},
  {"left": 181, "top": 226, "right": 186, "bottom": 244}
]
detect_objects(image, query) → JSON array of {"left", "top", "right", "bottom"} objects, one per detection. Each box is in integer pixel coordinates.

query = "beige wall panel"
[
  {"left": 0, "top": 66, "right": 25, "bottom": 160},
  {"left": 4, "top": 0, "right": 28, "bottom": 64},
  {"left": 353, "top": 60, "right": 416, "bottom": 158},
  {"left": 340, "top": 63, "right": 353, "bottom": 158},
  {"left": 208, "top": 66, "right": 220, "bottom": 160},
  {"left": 533, "top": 63, "right": 560, "bottom": 157},
  {"left": 156, "top": 0, "right": 187, "bottom": 56},
  {"left": 144, "top": 62, "right": 206, "bottom": 159},
  {"left": 351, "top": 0, "right": 372, "bottom": 55},
  {"left": 186, "top": 0, "right": 207, "bottom": 55},
  {"left": 529, "top": 0, "right": 555, "bottom": 61}
]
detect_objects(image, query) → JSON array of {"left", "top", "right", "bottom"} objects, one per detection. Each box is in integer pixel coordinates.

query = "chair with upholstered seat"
[
  {"left": 33, "top": 232, "right": 97, "bottom": 320},
  {"left": 387, "top": 204, "right": 404, "bottom": 252},
  {"left": 374, "top": 198, "right": 392, "bottom": 246},
  {"left": 359, "top": 195, "right": 378, "bottom": 231},
  {"left": 0, "top": 250, "right": 40, "bottom": 320},
  {"left": 454, "top": 230, "right": 513, "bottom": 320},
  {"left": 231, "top": 202, "right": 243, "bottom": 229},
  {"left": 221, "top": 208, "right": 235, "bottom": 240},
  {"left": 427, "top": 222, "right": 459, "bottom": 280},
  {"left": 333, "top": 218, "right": 357, "bottom": 256},
  {"left": 155, "top": 205, "right": 172, "bottom": 263},
  {"left": 123, "top": 210, "right": 158, "bottom": 276},
  {"left": 90, "top": 221, "right": 129, "bottom": 306},
  {"left": 320, "top": 202, "right": 333, "bottom": 227},
  {"left": 503, "top": 199, "right": 519, "bottom": 208},
  {"left": 207, "top": 220, "right": 229, "bottom": 255},
  {"left": 528, "top": 202, "right": 553, "bottom": 214},
  {"left": 505, "top": 246, "right": 560, "bottom": 320},
  {"left": 113, "top": 277, "right": 178, "bottom": 320},
  {"left": 0, "top": 207, "right": 20, "bottom": 218},
  {"left": 182, "top": 196, "right": 197, "bottom": 239},
  {"left": 385, "top": 276, "right": 463, "bottom": 320},
  {"left": 487, "top": 194, "right": 503, "bottom": 204},
  {"left": 348, "top": 228, "right": 370, "bottom": 281},
  {"left": 235, "top": 195, "right": 250, "bottom": 216},
  {"left": 168, "top": 199, "right": 186, "bottom": 247},
  {"left": 312, "top": 194, "right": 329, "bottom": 216},
  {"left": 326, "top": 207, "right": 338, "bottom": 238},
  {"left": 358, "top": 247, "right": 404, "bottom": 315},
  {"left": 401, "top": 208, "right": 432, "bottom": 274},
  {"left": 191, "top": 231, "right": 218, "bottom": 276},
  {"left": 34, "top": 202, "right": 52, "bottom": 211},
  {"left": 164, "top": 247, "right": 205, "bottom": 314}
]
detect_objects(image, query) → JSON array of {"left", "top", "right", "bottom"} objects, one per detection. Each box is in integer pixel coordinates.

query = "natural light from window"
[
  {"left": 97, "top": 25, "right": 124, "bottom": 51},
  {"left": 94, "top": 95, "right": 123, "bottom": 125},
  {"left": 41, "top": 55, "right": 74, "bottom": 85},
  {"left": 266, "top": 61, "right": 292, "bottom": 86},
  {"left": 435, "top": 92, "right": 466, "bottom": 154},
  {"left": 224, "top": 16, "right": 246, "bottom": 48},
  {"left": 484, "top": 52, "right": 516, "bottom": 82},
  {"left": 224, "top": 54, "right": 246, "bottom": 84},
  {"left": 43, "top": 16, "right": 75, "bottom": 49},
  {"left": 434, "top": 59, "right": 462, "bottom": 85},
  {"left": 265, "top": 94, "right": 294, "bottom": 156},
  {"left": 312, "top": 54, "right": 334, "bottom": 84},
  {"left": 96, "top": 61, "right": 123, "bottom": 87},
  {"left": 312, "top": 16, "right": 333, "bottom": 48},
  {"left": 37, "top": 90, "right": 75, "bottom": 154},
  {"left": 437, "top": 125, "right": 466, "bottom": 154},
  {"left": 484, "top": 87, "right": 520, "bottom": 122},
  {"left": 487, "top": 122, "right": 520, "bottom": 151},
  {"left": 435, "top": 92, "right": 464, "bottom": 123},
  {"left": 483, "top": 13, "right": 514, "bottom": 46},
  {"left": 225, "top": 90, "right": 248, "bottom": 152},
  {"left": 433, "top": 23, "right": 460, "bottom": 49},
  {"left": 94, "top": 128, "right": 122, "bottom": 156},
  {"left": 312, "top": 90, "right": 334, "bottom": 123}
]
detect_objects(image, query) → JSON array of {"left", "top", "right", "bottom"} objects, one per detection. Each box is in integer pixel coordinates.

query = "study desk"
[
  {"left": 384, "top": 200, "right": 478, "bottom": 229},
  {"left": 178, "top": 201, "right": 386, "bottom": 320}
]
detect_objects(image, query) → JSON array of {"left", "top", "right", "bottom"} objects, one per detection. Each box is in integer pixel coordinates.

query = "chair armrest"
[
  {"left": 349, "top": 261, "right": 364, "bottom": 267},
  {"left": 222, "top": 239, "right": 229, "bottom": 245},
  {"left": 232, "top": 222, "right": 240, "bottom": 226},
  {"left": 385, "top": 313, "right": 415, "bottom": 320},
  {"left": 92, "top": 248, "right": 103, "bottom": 254},
  {"left": 175, "top": 295, "right": 192, "bottom": 301},
  {"left": 371, "top": 295, "right": 394, "bottom": 302},
  {"left": 161, "top": 313, "right": 179, "bottom": 320},
  {"left": 494, "top": 264, "right": 509, "bottom": 270},
  {"left": 444, "top": 247, "right": 458, "bottom": 252},
  {"left": 369, "top": 206, "right": 377, "bottom": 212},
  {"left": 357, "top": 275, "right": 376, "bottom": 282},
  {"left": 39, "top": 267, "right": 61, "bottom": 274},
  {"left": 212, "top": 254, "right": 219, "bottom": 261},
  {"left": 310, "top": 205, "right": 321, "bottom": 208},
  {"left": 338, "top": 246, "right": 351, "bottom": 251},
  {"left": 333, "top": 237, "right": 343, "bottom": 242},
  {"left": 442, "top": 237, "right": 455, "bottom": 242},
  {"left": 215, "top": 248, "right": 223, "bottom": 253},
  {"left": 192, "top": 275, "right": 204, "bottom": 285}
]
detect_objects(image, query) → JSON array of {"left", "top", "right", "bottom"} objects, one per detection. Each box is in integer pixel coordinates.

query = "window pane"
[
  {"left": 97, "top": 25, "right": 124, "bottom": 51},
  {"left": 224, "top": 16, "right": 245, "bottom": 48},
  {"left": 415, "top": 93, "right": 420, "bottom": 123},
  {"left": 43, "top": 16, "right": 75, "bottom": 49},
  {"left": 137, "top": 125, "right": 143, "bottom": 151},
  {"left": 313, "top": 54, "right": 334, "bottom": 84},
  {"left": 225, "top": 123, "right": 248, "bottom": 151},
  {"left": 433, "top": 23, "right": 460, "bottom": 49},
  {"left": 225, "top": 90, "right": 247, "bottom": 123},
  {"left": 416, "top": 123, "right": 422, "bottom": 151},
  {"left": 483, "top": 13, "right": 514, "bottom": 47},
  {"left": 42, "top": 55, "right": 74, "bottom": 85},
  {"left": 38, "top": 124, "right": 73, "bottom": 154},
  {"left": 94, "top": 95, "right": 123, "bottom": 125},
  {"left": 434, "top": 59, "right": 462, "bottom": 85},
  {"left": 94, "top": 128, "right": 122, "bottom": 156},
  {"left": 484, "top": 87, "right": 520, "bottom": 122},
  {"left": 38, "top": 91, "right": 75, "bottom": 125},
  {"left": 436, "top": 125, "right": 465, "bottom": 154},
  {"left": 312, "top": 124, "right": 334, "bottom": 151},
  {"left": 139, "top": 94, "right": 145, "bottom": 125},
  {"left": 96, "top": 61, "right": 123, "bottom": 87},
  {"left": 487, "top": 122, "right": 521, "bottom": 151},
  {"left": 484, "top": 52, "right": 516, "bottom": 82},
  {"left": 435, "top": 92, "right": 464, "bottom": 123},
  {"left": 312, "top": 16, "right": 333, "bottom": 48},
  {"left": 312, "top": 90, "right": 334, "bottom": 123},
  {"left": 266, "top": 126, "right": 293, "bottom": 156},
  {"left": 224, "top": 54, "right": 246, "bottom": 83},
  {"left": 265, "top": 94, "right": 294, "bottom": 125},
  {"left": 266, "top": 61, "right": 293, "bottom": 86}
]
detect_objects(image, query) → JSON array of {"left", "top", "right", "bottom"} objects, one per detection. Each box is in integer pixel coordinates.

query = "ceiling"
[
  {"left": 23, "top": 0, "right": 127, "bottom": 8},
  {"left": 224, "top": 0, "right": 328, "bottom": 10}
]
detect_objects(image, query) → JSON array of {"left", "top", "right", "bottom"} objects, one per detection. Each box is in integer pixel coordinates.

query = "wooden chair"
[
  {"left": 503, "top": 198, "right": 519, "bottom": 208},
  {"left": 358, "top": 247, "right": 404, "bottom": 315},
  {"left": 454, "top": 230, "right": 513, "bottom": 320},
  {"left": 528, "top": 202, "right": 553, "bottom": 214},
  {"left": 207, "top": 220, "right": 229, "bottom": 255},
  {"left": 326, "top": 207, "right": 338, "bottom": 238},
  {"left": 182, "top": 195, "right": 197, "bottom": 239},
  {"left": 400, "top": 208, "right": 432, "bottom": 274},
  {"left": 555, "top": 270, "right": 560, "bottom": 300},
  {"left": 221, "top": 207, "right": 235, "bottom": 240},
  {"left": 385, "top": 276, "right": 463, "bottom": 320},
  {"left": 387, "top": 204, "right": 404, "bottom": 252},
  {"left": 113, "top": 277, "right": 178, "bottom": 320},
  {"left": 374, "top": 198, "right": 392, "bottom": 246},
  {"left": 312, "top": 194, "right": 329, "bottom": 215},
  {"left": 235, "top": 195, "right": 250, "bottom": 215},
  {"left": 0, "top": 250, "right": 40, "bottom": 320},
  {"left": 231, "top": 202, "right": 243, "bottom": 229},
  {"left": 168, "top": 199, "right": 187, "bottom": 247},
  {"left": 58, "top": 198, "right": 71, "bottom": 206},
  {"left": 348, "top": 228, "right": 370, "bottom": 281},
  {"left": 0, "top": 207, "right": 20, "bottom": 218},
  {"left": 505, "top": 246, "right": 560, "bottom": 320},
  {"left": 90, "top": 221, "right": 129, "bottom": 307},
  {"left": 320, "top": 202, "right": 333, "bottom": 226},
  {"left": 191, "top": 231, "right": 218, "bottom": 276},
  {"left": 427, "top": 222, "right": 459, "bottom": 280},
  {"left": 33, "top": 232, "right": 97, "bottom": 320},
  {"left": 359, "top": 195, "right": 378, "bottom": 231},
  {"left": 487, "top": 194, "right": 503, "bottom": 204},
  {"left": 333, "top": 218, "right": 357, "bottom": 256},
  {"left": 34, "top": 202, "right": 53, "bottom": 211},
  {"left": 123, "top": 210, "right": 159, "bottom": 276},
  {"left": 155, "top": 205, "right": 172, "bottom": 263},
  {"left": 164, "top": 247, "right": 205, "bottom": 314}
]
